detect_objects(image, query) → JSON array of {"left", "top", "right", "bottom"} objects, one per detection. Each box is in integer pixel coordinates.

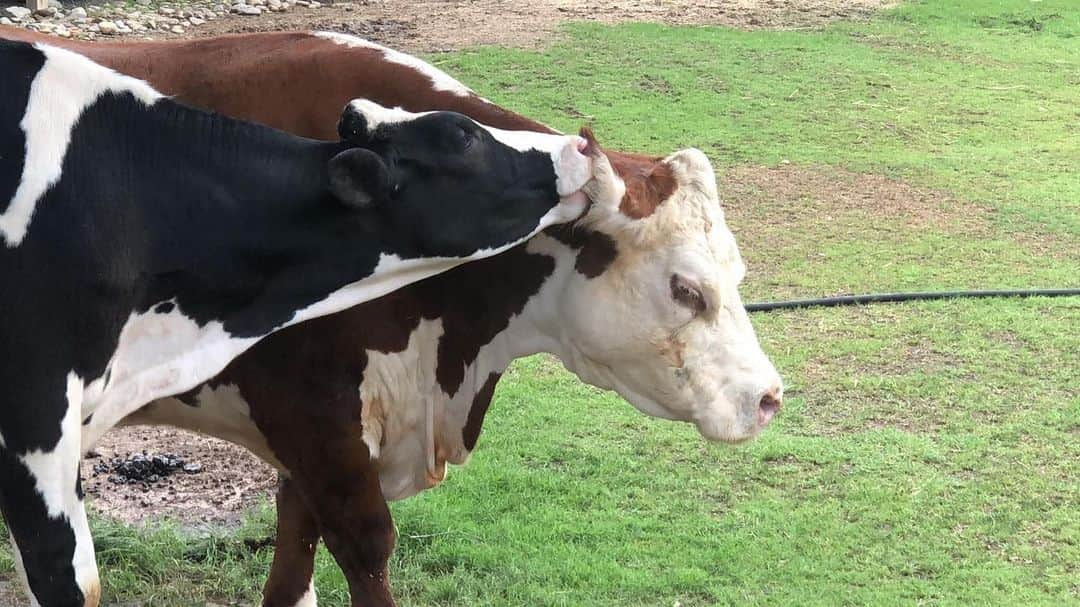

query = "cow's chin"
[{"left": 693, "top": 405, "right": 764, "bottom": 444}]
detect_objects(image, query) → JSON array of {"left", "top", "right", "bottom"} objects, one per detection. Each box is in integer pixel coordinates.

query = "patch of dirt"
[
  {"left": 718, "top": 164, "right": 1068, "bottom": 282},
  {"left": 183, "top": 0, "right": 898, "bottom": 51},
  {"left": 81, "top": 426, "right": 277, "bottom": 527},
  {"left": 721, "top": 164, "right": 981, "bottom": 233}
]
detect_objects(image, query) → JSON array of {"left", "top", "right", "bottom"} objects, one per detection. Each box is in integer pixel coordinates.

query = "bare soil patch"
[
  {"left": 81, "top": 426, "right": 276, "bottom": 527},
  {"left": 184, "top": 0, "right": 897, "bottom": 51}
]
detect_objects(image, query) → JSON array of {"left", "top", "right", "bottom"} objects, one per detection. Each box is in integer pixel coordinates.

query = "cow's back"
[{"left": 0, "top": 27, "right": 550, "bottom": 140}]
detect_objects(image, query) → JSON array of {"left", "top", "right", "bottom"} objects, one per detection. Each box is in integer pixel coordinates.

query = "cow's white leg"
[{"left": 0, "top": 374, "right": 100, "bottom": 607}]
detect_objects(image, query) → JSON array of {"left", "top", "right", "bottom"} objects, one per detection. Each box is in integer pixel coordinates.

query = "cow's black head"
[{"left": 327, "top": 100, "right": 595, "bottom": 258}]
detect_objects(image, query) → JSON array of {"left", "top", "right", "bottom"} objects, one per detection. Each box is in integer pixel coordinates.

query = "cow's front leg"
[
  {"left": 288, "top": 438, "right": 396, "bottom": 607},
  {"left": 248, "top": 381, "right": 396, "bottom": 607},
  {"left": 0, "top": 377, "right": 100, "bottom": 607},
  {"left": 263, "top": 477, "right": 321, "bottom": 607}
]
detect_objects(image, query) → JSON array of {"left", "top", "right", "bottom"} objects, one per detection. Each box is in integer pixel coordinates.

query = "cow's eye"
[
  {"left": 457, "top": 126, "right": 475, "bottom": 150},
  {"left": 670, "top": 274, "right": 706, "bottom": 315}
]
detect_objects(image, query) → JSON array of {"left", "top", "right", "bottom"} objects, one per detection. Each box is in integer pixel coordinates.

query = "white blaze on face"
[
  {"left": 1, "top": 43, "right": 162, "bottom": 247},
  {"left": 345, "top": 99, "right": 594, "bottom": 202},
  {"left": 545, "top": 148, "right": 783, "bottom": 443}
]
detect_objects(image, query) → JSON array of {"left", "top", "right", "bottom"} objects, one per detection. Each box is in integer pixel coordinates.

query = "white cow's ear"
[
  {"left": 328, "top": 148, "right": 393, "bottom": 209},
  {"left": 581, "top": 149, "right": 622, "bottom": 212}
]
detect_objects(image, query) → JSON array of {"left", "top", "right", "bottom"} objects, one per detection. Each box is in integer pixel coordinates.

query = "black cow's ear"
[
  {"left": 338, "top": 103, "right": 371, "bottom": 144},
  {"left": 328, "top": 148, "right": 393, "bottom": 209}
]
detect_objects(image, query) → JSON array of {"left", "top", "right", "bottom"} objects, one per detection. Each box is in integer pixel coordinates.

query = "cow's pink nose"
[{"left": 757, "top": 387, "right": 782, "bottom": 427}]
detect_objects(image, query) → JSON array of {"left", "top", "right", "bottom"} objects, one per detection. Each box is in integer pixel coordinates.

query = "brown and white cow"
[{"left": 0, "top": 28, "right": 783, "bottom": 607}]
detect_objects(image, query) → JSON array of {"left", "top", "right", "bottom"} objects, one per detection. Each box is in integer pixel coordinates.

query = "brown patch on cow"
[
  {"left": 608, "top": 151, "right": 679, "bottom": 219},
  {"left": 83, "top": 580, "right": 101, "bottom": 607},
  {"left": 235, "top": 356, "right": 396, "bottom": 605},
  {"left": 262, "top": 479, "right": 319, "bottom": 607},
  {"left": 579, "top": 126, "right": 603, "bottom": 158},
  {"left": 547, "top": 225, "right": 619, "bottom": 279},
  {"left": 432, "top": 248, "right": 557, "bottom": 396},
  {"left": 656, "top": 336, "right": 686, "bottom": 369},
  {"left": 0, "top": 30, "right": 555, "bottom": 142},
  {"left": 462, "top": 373, "right": 502, "bottom": 451}
]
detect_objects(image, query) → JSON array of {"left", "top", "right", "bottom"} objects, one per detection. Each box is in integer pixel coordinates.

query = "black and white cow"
[{"left": 0, "top": 39, "right": 597, "bottom": 607}]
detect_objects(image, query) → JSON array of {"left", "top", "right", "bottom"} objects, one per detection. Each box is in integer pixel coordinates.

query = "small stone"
[
  {"left": 66, "top": 7, "right": 88, "bottom": 20},
  {"left": 159, "top": 7, "right": 175, "bottom": 15},
  {"left": 4, "top": 6, "right": 32, "bottom": 19},
  {"left": 182, "top": 462, "right": 202, "bottom": 474},
  {"left": 231, "top": 4, "right": 261, "bottom": 14},
  {"left": 0, "top": 17, "right": 12, "bottom": 25},
  {"left": 188, "top": 16, "right": 204, "bottom": 25},
  {"left": 48, "top": 0, "right": 62, "bottom": 8},
  {"left": 97, "top": 20, "right": 118, "bottom": 34},
  {"left": 36, "top": 23, "right": 55, "bottom": 33},
  {"left": 170, "top": 24, "right": 184, "bottom": 33},
  {"left": 116, "top": 24, "right": 132, "bottom": 33},
  {"left": 249, "top": 0, "right": 266, "bottom": 6},
  {"left": 35, "top": 6, "right": 57, "bottom": 17}
]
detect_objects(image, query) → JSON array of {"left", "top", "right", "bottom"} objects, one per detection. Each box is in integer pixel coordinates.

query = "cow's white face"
[{"left": 553, "top": 148, "right": 783, "bottom": 443}]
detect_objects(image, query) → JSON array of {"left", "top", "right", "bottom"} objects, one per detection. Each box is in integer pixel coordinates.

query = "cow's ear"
[{"left": 328, "top": 148, "right": 394, "bottom": 209}]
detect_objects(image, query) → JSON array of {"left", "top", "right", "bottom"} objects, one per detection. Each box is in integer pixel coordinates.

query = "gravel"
[{"left": 0, "top": 0, "right": 323, "bottom": 40}]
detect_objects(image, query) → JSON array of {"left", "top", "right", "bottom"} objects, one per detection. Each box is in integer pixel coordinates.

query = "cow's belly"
[{"left": 124, "top": 385, "right": 284, "bottom": 470}]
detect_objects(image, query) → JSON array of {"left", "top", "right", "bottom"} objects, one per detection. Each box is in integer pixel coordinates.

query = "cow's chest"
[{"left": 359, "top": 318, "right": 477, "bottom": 501}]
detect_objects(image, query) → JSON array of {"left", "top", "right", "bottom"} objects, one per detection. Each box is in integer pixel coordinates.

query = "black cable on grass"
[{"left": 745, "top": 288, "right": 1080, "bottom": 312}]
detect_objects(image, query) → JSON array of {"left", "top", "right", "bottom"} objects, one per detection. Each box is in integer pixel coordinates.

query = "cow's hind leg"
[
  {"left": 0, "top": 375, "right": 99, "bottom": 607},
  {"left": 263, "top": 477, "right": 320, "bottom": 607}
]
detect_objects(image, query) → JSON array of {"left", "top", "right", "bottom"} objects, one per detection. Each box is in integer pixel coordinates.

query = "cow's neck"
[{"left": 367, "top": 226, "right": 610, "bottom": 500}]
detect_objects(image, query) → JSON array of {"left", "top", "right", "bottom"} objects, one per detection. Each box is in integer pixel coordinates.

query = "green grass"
[{"left": 2, "top": 1, "right": 1078, "bottom": 605}]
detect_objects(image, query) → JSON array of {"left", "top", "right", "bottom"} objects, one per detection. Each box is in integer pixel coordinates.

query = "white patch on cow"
[
  {"left": 313, "top": 31, "right": 474, "bottom": 97},
  {"left": 289, "top": 578, "right": 317, "bottom": 607},
  {"left": 17, "top": 372, "right": 100, "bottom": 606},
  {"left": 124, "top": 384, "right": 283, "bottom": 470},
  {"left": 358, "top": 319, "right": 444, "bottom": 501},
  {"left": 358, "top": 311, "right": 528, "bottom": 501},
  {"left": 80, "top": 305, "right": 260, "bottom": 449},
  {"left": 346, "top": 98, "right": 429, "bottom": 129},
  {"left": 343, "top": 99, "right": 593, "bottom": 198},
  {"left": 0, "top": 43, "right": 162, "bottom": 247}
]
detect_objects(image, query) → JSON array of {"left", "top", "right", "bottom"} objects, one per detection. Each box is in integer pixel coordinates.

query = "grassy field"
[{"left": 3, "top": 0, "right": 1078, "bottom": 605}]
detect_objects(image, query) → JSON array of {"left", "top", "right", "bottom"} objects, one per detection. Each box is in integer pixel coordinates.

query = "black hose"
[{"left": 745, "top": 288, "right": 1080, "bottom": 312}]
